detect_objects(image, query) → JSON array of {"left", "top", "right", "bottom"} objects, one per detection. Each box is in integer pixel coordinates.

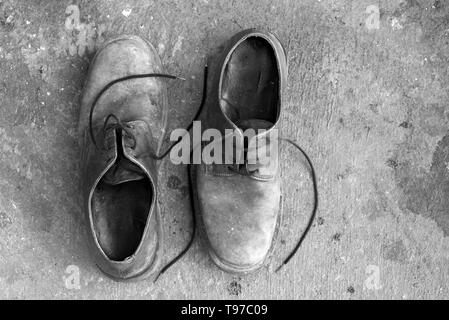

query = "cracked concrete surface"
[{"left": 0, "top": 0, "right": 449, "bottom": 299}]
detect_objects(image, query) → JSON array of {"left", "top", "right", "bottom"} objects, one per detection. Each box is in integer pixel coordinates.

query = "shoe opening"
[
  {"left": 220, "top": 36, "right": 280, "bottom": 127},
  {"left": 91, "top": 130, "right": 152, "bottom": 261}
]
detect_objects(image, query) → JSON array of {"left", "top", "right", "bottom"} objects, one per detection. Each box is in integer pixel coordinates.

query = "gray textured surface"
[{"left": 1, "top": 0, "right": 449, "bottom": 299}]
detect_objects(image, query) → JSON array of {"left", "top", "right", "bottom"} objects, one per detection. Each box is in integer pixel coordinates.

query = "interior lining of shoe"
[
  {"left": 220, "top": 36, "right": 279, "bottom": 126},
  {"left": 92, "top": 131, "right": 152, "bottom": 261}
]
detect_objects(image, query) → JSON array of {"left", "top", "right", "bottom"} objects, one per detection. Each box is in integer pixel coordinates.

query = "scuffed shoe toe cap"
[{"left": 196, "top": 166, "right": 280, "bottom": 271}]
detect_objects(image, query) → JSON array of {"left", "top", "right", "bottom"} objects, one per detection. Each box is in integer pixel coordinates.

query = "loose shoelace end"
[
  {"left": 275, "top": 263, "right": 285, "bottom": 273},
  {"left": 153, "top": 272, "right": 162, "bottom": 283}
]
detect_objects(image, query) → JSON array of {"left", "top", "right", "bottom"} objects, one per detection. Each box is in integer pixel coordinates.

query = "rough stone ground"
[{"left": 0, "top": 0, "right": 449, "bottom": 299}]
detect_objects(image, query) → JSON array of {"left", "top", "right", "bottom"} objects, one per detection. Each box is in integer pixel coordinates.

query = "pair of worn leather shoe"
[{"left": 78, "top": 29, "right": 317, "bottom": 281}]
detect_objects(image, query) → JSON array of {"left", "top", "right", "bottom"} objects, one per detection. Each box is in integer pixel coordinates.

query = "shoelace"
[
  {"left": 89, "top": 73, "right": 185, "bottom": 150},
  {"left": 99, "top": 114, "right": 137, "bottom": 149},
  {"left": 87, "top": 66, "right": 318, "bottom": 282},
  {"left": 274, "top": 138, "right": 318, "bottom": 271}
]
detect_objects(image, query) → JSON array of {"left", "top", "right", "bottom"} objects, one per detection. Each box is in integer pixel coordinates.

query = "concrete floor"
[{"left": 0, "top": 0, "right": 448, "bottom": 299}]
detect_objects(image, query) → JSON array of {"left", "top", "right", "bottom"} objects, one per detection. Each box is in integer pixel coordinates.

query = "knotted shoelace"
[{"left": 87, "top": 66, "right": 318, "bottom": 282}]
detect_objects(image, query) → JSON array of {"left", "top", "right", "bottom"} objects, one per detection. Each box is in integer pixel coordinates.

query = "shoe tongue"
[
  {"left": 234, "top": 118, "right": 274, "bottom": 165},
  {"left": 102, "top": 131, "right": 146, "bottom": 185},
  {"left": 234, "top": 119, "right": 277, "bottom": 173},
  {"left": 235, "top": 119, "right": 274, "bottom": 131},
  {"left": 102, "top": 158, "right": 145, "bottom": 185}
]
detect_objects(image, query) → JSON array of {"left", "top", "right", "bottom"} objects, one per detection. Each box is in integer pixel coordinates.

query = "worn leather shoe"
[
  {"left": 192, "top": 29, "right": 288, "bottom": 273},
  {"left": 78, "top": 35, "right": 169, "bottom": 281}
]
